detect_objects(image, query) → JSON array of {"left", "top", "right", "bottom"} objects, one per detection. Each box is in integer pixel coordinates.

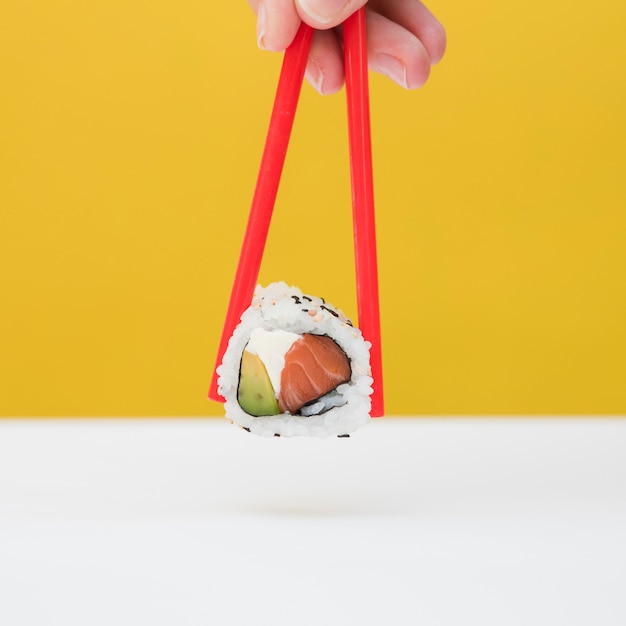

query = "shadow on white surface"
[{"left": 2, "top": 417, "right": 623, "bottom": 517}]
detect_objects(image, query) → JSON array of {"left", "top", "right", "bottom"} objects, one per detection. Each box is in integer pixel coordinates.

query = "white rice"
[{"left": 217, "top": 282, "right": 373, "bottom": 438}]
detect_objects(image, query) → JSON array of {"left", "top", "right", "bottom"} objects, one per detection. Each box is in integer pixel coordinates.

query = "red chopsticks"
[
  {"left": 207, "top": 23, "right": 313, "bottom": 403},
  {"left": 343, "top": 9, "right": 384, "bottom": 417},
  {"left": 209, "top": 8, "right": 384, "bottom": 417}
]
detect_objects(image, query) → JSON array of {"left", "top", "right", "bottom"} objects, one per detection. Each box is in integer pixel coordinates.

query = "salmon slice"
[{"left": 278, "top": 334, "right": 351, "bottom": 414}]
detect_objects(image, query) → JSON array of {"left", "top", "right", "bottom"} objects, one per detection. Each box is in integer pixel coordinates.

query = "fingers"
[
  {"left": 370, "top": 0, "right": 446, "bottom": 65},
  {"left": 366, "top": 11, "right": 431, "bottom": 89},
  {"left": 295, "top": 0, "right": 368, "bottom": 29},
  {"left": 247, "top": 0, "right": 447, "bottom": 93},
  {"left": 305, "top": 30, "right": 345, "bottom": 95},
  {"left": 247, "top": 0, "right": 345, "bottom": 94},
  {"left": 307, "top": 6, "right": 443, "bottom": 93},
  {"left": 248, "top": 0, "right": 301, "bottom": 52}
]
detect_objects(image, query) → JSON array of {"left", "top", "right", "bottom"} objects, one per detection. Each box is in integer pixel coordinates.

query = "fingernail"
[
  {"left": 298, "top": 0, "right": 348, "bottom": 25},
  {"left": 374, "top": 54, "right": 408, "bottom": 89},
  {"left": 305, "top": 58, "right": 325, "bottom": 94},
  {"left": 257, "top": 1, "right": 267, "bottom": 49}
]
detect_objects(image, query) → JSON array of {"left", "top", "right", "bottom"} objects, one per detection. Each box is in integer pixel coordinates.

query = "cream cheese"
[{"left": 244, "top": 328, "right": 300, "bottom": 395}]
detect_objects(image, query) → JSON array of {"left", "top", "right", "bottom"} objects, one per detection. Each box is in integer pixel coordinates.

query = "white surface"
[{"left": 0, "top": 417, "right": 625, "bottom": 626}]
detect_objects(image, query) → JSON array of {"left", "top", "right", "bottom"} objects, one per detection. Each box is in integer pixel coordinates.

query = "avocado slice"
[{"left": 237, "top": 350, "right": 280, "bottom": 416}]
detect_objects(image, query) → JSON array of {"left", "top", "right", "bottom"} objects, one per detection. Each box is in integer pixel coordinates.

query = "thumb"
[{"left": 295, "top": 0, "right": 368, "bottom": 29}]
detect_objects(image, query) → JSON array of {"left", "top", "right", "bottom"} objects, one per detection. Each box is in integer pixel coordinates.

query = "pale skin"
[{"left": 247, "top": 0, "right": 446, "bottom": 94}]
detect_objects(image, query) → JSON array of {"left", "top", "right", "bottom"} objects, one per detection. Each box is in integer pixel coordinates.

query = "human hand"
[{"left": 246, "top": 0, "right": 446, "bottom": 94}]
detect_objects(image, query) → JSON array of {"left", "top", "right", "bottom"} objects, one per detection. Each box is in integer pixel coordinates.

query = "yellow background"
[{"left": 1, "top": 1, "right": 625, "bottom": 416}]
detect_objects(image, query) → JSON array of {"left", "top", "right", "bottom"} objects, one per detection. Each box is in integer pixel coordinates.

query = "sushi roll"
[{"left": 217, "top": 282, "right": 373, "bottom": 438}]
